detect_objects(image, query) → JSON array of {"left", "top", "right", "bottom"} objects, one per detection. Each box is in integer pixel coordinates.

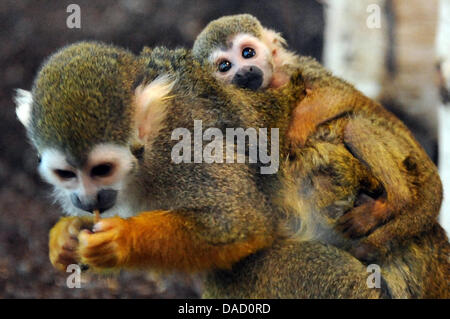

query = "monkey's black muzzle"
[
  {"left": 70, "top": 189, "right": 117, "bottom": 213},
  {"left": 232, "top": 65, "right": 264, "bottom": 90}
]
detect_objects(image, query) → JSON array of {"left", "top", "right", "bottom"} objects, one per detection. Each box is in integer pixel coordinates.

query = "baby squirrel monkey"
[{"left": 193, "top": 14, "right": 443, "bottom": 261}]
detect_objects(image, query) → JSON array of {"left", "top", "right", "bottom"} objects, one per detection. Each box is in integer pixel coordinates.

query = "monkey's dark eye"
[
  {"left": 218, "top": 60, "right": 232, "bottom": 72},
  {"left": 242, "top": 47, "right": 256, "bottom": 59},
  {"left": 54, "top": 169, "right": 76, "bottom": 180},
  {"left": 91, "top": 163, "right": 113, "bottom": 178}
]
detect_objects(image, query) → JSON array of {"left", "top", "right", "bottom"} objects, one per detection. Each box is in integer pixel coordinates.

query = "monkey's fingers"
[
  {"left": 49, "top": 217, "right": 91, "bottom": 272},
  {"left": 78, "top": 217, "right": 130, "bottom": 269},
  {"left": 79, "top": 229, "right": 113, "bottom": 249},
  {"left": 92, "top": 217, "right": 125, "bottom": 233},
  {"left": 79, "top": 241, "right": 119, "bottom": 269},
  {"left": 54, "top": 251, "right": 79, "bottom": 269}
]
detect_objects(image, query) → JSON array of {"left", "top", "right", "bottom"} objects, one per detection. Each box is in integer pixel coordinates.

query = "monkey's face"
[
  {"left": 15, "top": 84, "right": 140, "bottom": 218},
  {"left": 15, "top": 42, "right": 178, "bottom": 218},
  {"left": 37, "top": 144, "right": 137, "bottom": 217},
  {"left": 209, "top": 33, "right": 274, "bottom": 90},
  {"left": 15, "top": 63, "right": 173, "bottom": 219}
]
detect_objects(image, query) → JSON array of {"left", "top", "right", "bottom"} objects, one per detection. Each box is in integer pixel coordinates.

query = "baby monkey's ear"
[
  {"left": 14, "top": 89, "right": 33, "bottom": 128},
  {"left": 133, "top": 75, "right": 175, "bottom": 144},
  {"left": 260, "top": 27, "right": 288, "bottom": 55}
]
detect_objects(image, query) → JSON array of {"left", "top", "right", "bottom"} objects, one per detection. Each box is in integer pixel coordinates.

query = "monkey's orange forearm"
[
  {"left": 80, "top": 210, "right": 272, "bottom": 272},
  {"left": 127, "top": 211, "right": 271, "bottom": 271}
]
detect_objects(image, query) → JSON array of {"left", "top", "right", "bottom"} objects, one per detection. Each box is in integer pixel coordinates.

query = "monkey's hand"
[
  {"left": 336, "top": 196, "right": 390, "bottom": 263},
  {"left": 337, "top": 195, "right": 390, "bottom": 238},
  {"left": 77, "top": 210, "right": 270, "bottom": 272},
  {"left": 49, "top": 216, "right": 93, "bottom": 272},
  {"left": 78, "top": 216, "right": 131, "bottom": 269}
]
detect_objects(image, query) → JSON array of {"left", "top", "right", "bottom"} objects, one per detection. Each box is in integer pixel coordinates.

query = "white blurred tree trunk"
[
  {"left": 437, "top": 0, "right": 450, "bottom": 235},
  {"left": 324, "top": 0, "right": 439, "bottom": 156},
  {"left": 323, "top": 0, "right": 449, "bottom": 235},
  {"left": 384, "top": 0, "right": 439, "bottom": 149},
  {"left": 323, "top": 0, "right": 388, "bottom": 99}
]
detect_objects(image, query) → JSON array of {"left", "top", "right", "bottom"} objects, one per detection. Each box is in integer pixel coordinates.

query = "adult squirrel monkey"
[
  {"left": 192, "top": 14, "right": 444, "bottom": 261},
  {"left": 15, "top": 42, "right": 449, "bottom": 298}
]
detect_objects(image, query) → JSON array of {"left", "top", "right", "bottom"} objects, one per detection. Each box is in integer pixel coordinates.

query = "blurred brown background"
[{"left": 0, "top": 0, "right": 324, "bottom": 298}]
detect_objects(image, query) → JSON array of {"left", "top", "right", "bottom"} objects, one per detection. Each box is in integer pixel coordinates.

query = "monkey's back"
[{"left": 138, "top": 47, "right": 449, "bottom": 298}]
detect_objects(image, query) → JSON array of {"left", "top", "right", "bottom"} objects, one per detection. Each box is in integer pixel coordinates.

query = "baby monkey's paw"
[
  {"left": 78, "top": 217, "right": 131, "bottom": 269},
  {"left": 336, "top": 194, "right": 390, "bottom": 238},
  {"left": 337, "top": 206, "right": 380, "bottom": 238},
  {"left": 49, "top": 216, "right": 93, "bottom": 272}
]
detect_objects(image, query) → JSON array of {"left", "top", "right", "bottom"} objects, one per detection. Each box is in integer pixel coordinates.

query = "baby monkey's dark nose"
[
  {"left": 70, "top": 189, "right": 118, "bottom": 213},
  {"left": 232, "top": 65, "right": 264, "bottom": 90}
]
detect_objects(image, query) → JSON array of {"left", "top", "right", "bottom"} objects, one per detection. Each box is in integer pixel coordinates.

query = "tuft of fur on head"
[
  {"left": 276, "top": 166, "right": 350, "bottom": 248},
  {"left": 276, "top": 174, "right": 327, "bottom": 242},
  {"left": 134, "top": 75, "right": 176, "bottom": 145},
  {"left": 14, "top": 89, "right": 33, "bottom": 128}
]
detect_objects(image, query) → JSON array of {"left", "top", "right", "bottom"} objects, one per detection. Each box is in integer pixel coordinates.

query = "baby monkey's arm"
[
  {"left": 341, "top": 117, "right": 442, "bottom": 260},
  {"left": 287, "top": 83, "right": 441, "bottom": 261}
]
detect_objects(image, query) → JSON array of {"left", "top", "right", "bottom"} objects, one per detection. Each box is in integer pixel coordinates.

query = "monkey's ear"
[
  {"left": 261, "top": 28, "right": 287, "bottom": 48},
  {"left": 14, "top": 89, "right": 33, "bottom": 128},
  {"left": 133, "top": 75, "right": 175, "bottom": 143}
]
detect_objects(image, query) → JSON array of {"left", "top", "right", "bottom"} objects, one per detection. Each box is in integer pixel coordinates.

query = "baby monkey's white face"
[
  {"left": 209, "top": 33, "right": 274, "bottom": 90},
  {"left": 38, "top": 144, "right": 137, "bottom": 218}
]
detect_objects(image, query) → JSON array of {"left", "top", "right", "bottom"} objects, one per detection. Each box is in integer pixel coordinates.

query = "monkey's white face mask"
[
  {"left": 37, "top": 144, "right": 137, "bottom": 218},
  {"left": 209, "top": 33, "right": 274, "bottom": 90}
]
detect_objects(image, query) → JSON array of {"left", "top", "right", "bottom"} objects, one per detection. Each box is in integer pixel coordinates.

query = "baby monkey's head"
[{"left": 193, "top": 14, "right": 295, "bottom": 90}]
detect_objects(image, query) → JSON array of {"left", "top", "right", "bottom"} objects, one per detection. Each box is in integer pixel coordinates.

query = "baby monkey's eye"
[
  {"left": 54, "top": 169, "right": 76, "bottom": 180},
  {"left": 218, "top": 60, "right": 232, "bottom": 72},
  {"left": 242, "top": 47, "right": 256, "bottom": 59}
]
